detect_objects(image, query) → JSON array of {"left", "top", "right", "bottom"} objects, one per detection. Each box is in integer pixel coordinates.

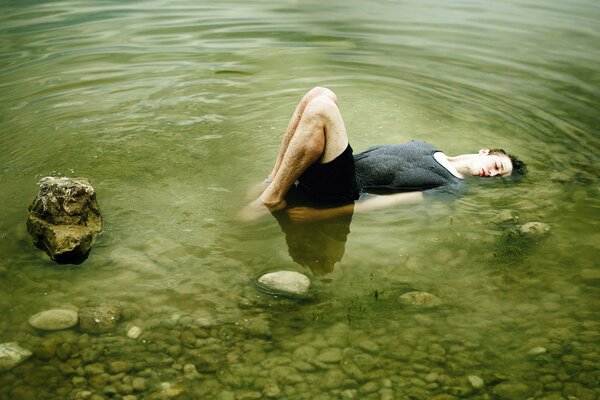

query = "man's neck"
[
  {"left": 433, "top": 152, "right": 463, "bottom": 179},
  {"left": 444, "top": 154, "right": 479, "bottom": 177}
]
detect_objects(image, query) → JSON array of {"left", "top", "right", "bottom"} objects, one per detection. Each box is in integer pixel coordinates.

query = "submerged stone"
[
  {"left": 528, "top": 346, "right": 547, "bottom": 355},
  {"left": 518, "top": 222, "right": 550, "bottom": 238},
  {"left": 492, "top": 382, "right": 533, "bottom": 399},
  {"left": 0, "top": 342, "right": 32, "bottom": 371},
  {"left": 257, "top": 271, "right": 311, "bottom": 296},
  {"left": 489, "top": 209, "right": 519, "bottom": 224},
  {"left": 468, "top": 375, "right": 485, "bottom": 389},
  {"left": 28, "top": 309, "right": 79, "bottom": 331},
  {"left": 79, "top": 304, "right": 122, "bottom": 333},
  {"left": 127, "top": 326, "right": 142, "bottom": 339},
  {"left": 26, "top": 177, "right": 102, "bottom": 264},
  {"left": 399, "top": 291, "right": 442, "bottom": 307}
]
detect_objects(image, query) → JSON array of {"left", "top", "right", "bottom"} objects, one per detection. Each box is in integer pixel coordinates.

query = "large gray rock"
[
  {"left": 0, "top": 342, "right": 32, "bottom": 371},
  {"left": 26, "top": 177, "right": 102, "bottom": 264},
  {"left": 28, "top": 309, "right": 78, "bottom": 331},
  {"left": 257, "top": 271, "right": 311, "bottom": 296},
  {"left": 79, "top": 304, "right": 121, "bottom": 333}
]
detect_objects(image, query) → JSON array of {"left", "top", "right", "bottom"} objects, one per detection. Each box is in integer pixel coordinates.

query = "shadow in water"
[{"left": 272, "top": 187, "right": 353, "bottom": 276}]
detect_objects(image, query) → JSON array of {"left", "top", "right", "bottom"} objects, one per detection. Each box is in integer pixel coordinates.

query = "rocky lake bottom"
[{"left": 1, "top": 224, "right": 598, "bottom": 400}]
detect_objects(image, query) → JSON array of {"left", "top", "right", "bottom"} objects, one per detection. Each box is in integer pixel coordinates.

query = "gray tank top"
[{"left": 353, "top": 141, "right": 466, "bottom": 198}]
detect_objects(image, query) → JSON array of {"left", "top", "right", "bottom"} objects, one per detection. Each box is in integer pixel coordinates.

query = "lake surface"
[{"left": 1, "top": 0, "right": 598, "bottom": 399}]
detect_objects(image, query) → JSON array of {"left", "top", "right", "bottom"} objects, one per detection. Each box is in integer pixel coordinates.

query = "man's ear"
[{"left": 479, "top": 148, "right": 490, "bottom": 155}]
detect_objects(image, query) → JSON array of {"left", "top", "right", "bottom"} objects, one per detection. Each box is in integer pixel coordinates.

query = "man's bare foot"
[{"left": 238, "top": 198, "right": 287, "bottom": 222}]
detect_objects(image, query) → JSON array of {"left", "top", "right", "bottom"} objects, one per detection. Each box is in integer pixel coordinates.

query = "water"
[{"left": 1, "top": 0, "right": 599, "bottom": 398}]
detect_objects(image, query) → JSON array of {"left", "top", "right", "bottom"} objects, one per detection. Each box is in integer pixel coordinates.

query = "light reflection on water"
[{"left": 0, "top": 0, "right": 598, "bottom": 398}]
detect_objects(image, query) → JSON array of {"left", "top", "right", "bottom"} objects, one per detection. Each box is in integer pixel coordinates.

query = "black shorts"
[{"left": 296, "top": 144, "right": 359, "bottom": 203}]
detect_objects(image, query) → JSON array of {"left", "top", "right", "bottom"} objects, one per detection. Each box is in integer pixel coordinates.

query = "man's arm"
[{"left": 286, "top": 191, "right": 424, "bottom": 222}]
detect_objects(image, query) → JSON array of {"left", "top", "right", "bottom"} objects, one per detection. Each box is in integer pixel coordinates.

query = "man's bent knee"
[
  {"left": 305, "top": 86, "right": 338, "bottom": 105},
  {"left": 304, "top": 96, "right": 339, "bottom": 122}
]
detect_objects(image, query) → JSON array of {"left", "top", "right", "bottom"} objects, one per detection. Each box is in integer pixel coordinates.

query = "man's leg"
[
  {"left": 240, "top": 87, "right": 350, "bottom": 221},
  {"left": 267, "top": 87, "right": 340, "bottom": 182}
]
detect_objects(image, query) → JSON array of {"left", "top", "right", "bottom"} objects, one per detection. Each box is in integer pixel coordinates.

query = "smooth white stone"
[
  {"left": 258, "top": 271, "right": 310, "bottom": 295},
  {"left": 127, "top": 326, "right": 142, "bottom": 339},
  {"left": 28, "top": 309, "right": 78, "bottom": 331}
]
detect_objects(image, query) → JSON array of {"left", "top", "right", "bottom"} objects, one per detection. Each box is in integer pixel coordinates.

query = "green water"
[{"left": 1, "top": 0, "right": 599, "bottom": 399}]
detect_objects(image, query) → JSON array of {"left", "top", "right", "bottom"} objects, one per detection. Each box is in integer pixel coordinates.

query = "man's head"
[{"left": 470, "top": 148, "right": 527, "bottom": 178}]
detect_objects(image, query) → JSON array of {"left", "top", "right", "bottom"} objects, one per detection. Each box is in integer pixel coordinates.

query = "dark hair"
[{"left": 489, "top": 148, "right": 527, "bottom": 177}]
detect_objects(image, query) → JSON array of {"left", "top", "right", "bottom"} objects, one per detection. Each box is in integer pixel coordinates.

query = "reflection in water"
[{"left": 273, "top": 187, "right": 353, "bottom": 275}]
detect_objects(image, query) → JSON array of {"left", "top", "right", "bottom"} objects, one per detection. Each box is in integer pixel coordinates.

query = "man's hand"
[
  {"left": 287, "top": 206, "right": 327, "bottom": 223},
  {"left": 287, "top": 203, "right": 355, "bottom": 223}
]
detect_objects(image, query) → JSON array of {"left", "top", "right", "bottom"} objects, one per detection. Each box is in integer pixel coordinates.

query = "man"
[{"left": 241, "top": 87, "right": 526, "bottom": 222}]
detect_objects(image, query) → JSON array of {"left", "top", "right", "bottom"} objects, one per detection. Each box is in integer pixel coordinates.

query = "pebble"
[
  {"left": 132, "top": 377, "right": 147, "bottom": 391},
  {"left": 468, "top": 375, "right": 484, "bottom": 389},
  {"left": 528, "top": 346, "right": 547, "bottom": 355},
  {"left": 262, "top": 382, "right": 281, "bottom": 398},
  {"left": 79, "top": 305, "right": 122, "bottom": 334},
  {"left": 28, "top": 309, "right": 79, "bottom": 331},
  {"left": 109, "top": 361, "right": 132, "bottom": 374},
  {"left": 492, "top": 382, "right": 532, "bottom": 399},
  {"left": 293, "top": 345, "right": 317, "bottom": 361},
  {"left": 0, "top": 342, "right": 32, "bottom": 371},
  {"left": 580, "top": 268, "right": 600, "bottom": 281},
  {"left": 358, "top": 340, "right": 379, "bottom": 353},
  {"left": 127, "top": 326, "right": 142, "bottom": 339},
  {"left": 33, "top": 338, "right": 59, "bottom": 360},
  {"left": 257, "top": 271, "right": 311, "bottom": 296},
  {"left": 399, "top": 291, "right": 442, "bottom": 307},
  {"left": 317, "top": 348, "right": 343, "bottom": 363}
]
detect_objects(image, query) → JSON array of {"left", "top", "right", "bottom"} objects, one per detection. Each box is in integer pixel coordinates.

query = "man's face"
[{"left": 471, "top": 149, "right": 513, "bottom": 177}]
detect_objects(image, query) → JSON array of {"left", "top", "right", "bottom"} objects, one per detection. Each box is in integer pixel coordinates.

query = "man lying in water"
[{"left": 240, "top": 87, "right": 526, "bottom": 222}]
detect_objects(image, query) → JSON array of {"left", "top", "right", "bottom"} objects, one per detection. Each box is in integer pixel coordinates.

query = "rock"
[
  {"left": 263, "top": 382, "right": 281, "bottom": 398},
  {"left": 26, "top": 177, "right": 102, "bottom": 264},
  {"left": 316, "top": 348, "right": 343, "bottom": 363},
  {"left": 183, "top": 363, "right": 199, "bottom": 379},
  {"left": 0, "top": 342, "right": 32, "bottom": 371},
  {"left": 29, "top": 309, "right": 78, "bottom": 331},
  {"left": 358, "top": 340, "right": 379, "bottom": 353},
  {"left": 132, "top": 377, "right": 147, "bottom": 392},
  {"left": 468, "top": 375, "right": 484, "bottom": 389},
  {"left": 489, "top": 210, "right": 519, "bottom": 224},
  {"left": 399, "top": 291, "right": 442, "bottom": 307},
  {"left": 109, "top": 361, "right": 132, "bottom": 374},
  {"left": 528, "top": 346, "right": 547, "bottom": 355},
  {"left": 581, "top": 268, "right": 600, "bottom": 281},
  {"left": 56, "top": 343, "right": 73, "bottom": 361},
  {"left": 33, "top": 338, "right": 59, "bottom": 360},
  {"left": 127, "top": 326, "right": 142, "bottom": 339},
  {"left": 79, "top": 304, "right": 122, "bottom": 333},
  {"left": 492, "top": 382, "right": 532, "bottom": 399},
  {"left": 257, "top": 271, "right": 310, "bottom": 296},
  {"left": 518, "top": 222, "right": 550, "bottom": 238}
]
